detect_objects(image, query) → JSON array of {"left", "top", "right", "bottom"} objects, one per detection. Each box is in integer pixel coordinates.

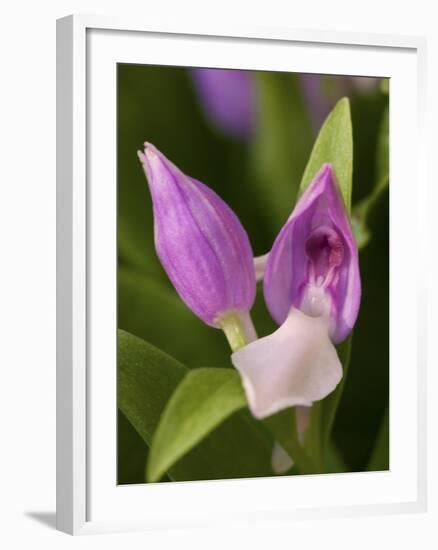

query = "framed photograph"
[{"left": 56, "top": 15, "right": 427, "bottom": 535}]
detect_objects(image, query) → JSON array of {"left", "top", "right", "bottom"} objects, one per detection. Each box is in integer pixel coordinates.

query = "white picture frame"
[{"left": 56, "top": 14, "right": 427, "bottom": 535}]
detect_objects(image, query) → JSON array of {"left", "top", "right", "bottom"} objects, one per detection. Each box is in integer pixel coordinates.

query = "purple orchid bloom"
[
  {"left": 137, "top": 143, "right": 256, "bottom": 330},
  {"left": 191, "top": 68, "right": 255, "bottom": 140},
  {"left": 232, "top": 164, "right": 361, "bottom": 419}
]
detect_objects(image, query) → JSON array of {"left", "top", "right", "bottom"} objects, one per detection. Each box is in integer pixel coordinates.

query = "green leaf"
[
  {"left": 118, "top": 330, "right": 272, "bottom": 482},
  {"left": 117, "top": 409, "right": 173, "bottom": 484},
  {"left": 117, "top": 409, "right": 149, "bottom": 484},
  {"left": 251, "top": 72, "right": 313, "bottom": 232},
  {"left": 351, "top": 216, "right": 372, "bottom": 250},
  {"left": 375, "top": 107, "right": 389, "bottom": 190},
  {"left": 118, "top": 266, "right": 230, "bottom": 368},
  {"left": 325, "top": 442, "right": 347, "bottom": 473},
  {"left": 118, "top": 329, "right": 187, "bottom": 450},
  {"left": 350, "top": 91, "right": 388, "bottom": 204},
  {"left": 352, "top": 106, "right": 389, "bottom": 249},
  {"left": 367, "top": 407, "right": 389, "bottom": 471},
  {"left": 300, "top": 97, "right": 353, "bottom": 212},
  {"left": 147, "top": 368, "right": 247, "bottom": 482}
]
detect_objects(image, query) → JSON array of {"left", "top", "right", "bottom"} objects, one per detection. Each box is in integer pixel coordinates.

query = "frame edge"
[
  {"left": 56, "top": 14, "right": 427, "bottom": 533},
  {"left": 56, "top": 14, "right": 87, "bottom": 535}
]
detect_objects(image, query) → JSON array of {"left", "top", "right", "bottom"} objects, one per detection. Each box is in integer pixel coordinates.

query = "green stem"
[
  {"left": 219, "top": 315, "right": 318, "bottom": 475},
  {"left": 304, "top": 333, "right": 353, "bottom": 471},
  {"left": 217, "top": 311, "right": 257, "bottom": 352},
  {"left": 264, "top": 408, "right": 319, "bottom": 475}
]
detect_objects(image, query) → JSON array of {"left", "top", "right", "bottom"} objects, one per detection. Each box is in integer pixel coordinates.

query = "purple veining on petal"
[
  {"left": 264, "top": 164, "right": 361, "bottom": 343},
  {"left": 191, "top": 68, "right": 255, "bottom": 140},
  {"left": 138, "top": 142, "right": 256, "bottom": 327}
]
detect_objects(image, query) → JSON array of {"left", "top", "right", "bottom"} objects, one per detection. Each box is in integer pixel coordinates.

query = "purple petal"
[
  {"left": 138, "top": 143, "right": 256, "bottom": 326},
  {"left": 232, "top": 308, "right": 342, "bottom": 419},
  {"left": 264, "top": 164, "right": 361, "bottom": 343},
  {"left": 191, "top": 68, "right": 255, "bottom": 140}
]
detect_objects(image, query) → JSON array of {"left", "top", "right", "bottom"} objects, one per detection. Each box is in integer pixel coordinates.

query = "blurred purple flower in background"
[
  {"left": 299, "top": 74, "right": 331, "bottom": 133},
  {"left": 191, "top": 68, "right": 379, "bottom": 141},
  {"left": 191, "top": 68, "right": 255, "bottom": 140},
  {"left": 300, "top": 74, "right": 380, "bottom": 131},
  {"left": 138, "top": 142, "right": 256, "bottom": 332},
  {"left": 232, "top": 164, "right": 361, "bottom": 419}
]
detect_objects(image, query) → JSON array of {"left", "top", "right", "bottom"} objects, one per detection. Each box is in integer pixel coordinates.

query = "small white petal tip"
[
  {"left": 254, "top": 253, "right": 269, "bottom": 282},
  {"left": 272, "top": 443, "right": 294, "bottom": 474}
]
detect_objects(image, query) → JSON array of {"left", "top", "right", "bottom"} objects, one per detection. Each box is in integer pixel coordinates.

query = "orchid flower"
[
  {"left": 191, "top": 68, "right": 255, "bottom": 140},
  {"left": 232, "top": 164, "right": 361, "bottom": 419},
  {"left": 138, "top": 143, "right": 257, "bottom": 347}
]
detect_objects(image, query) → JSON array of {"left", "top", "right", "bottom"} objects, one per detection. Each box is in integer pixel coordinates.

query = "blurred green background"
[{"left": 117, "top": 65, "right": 389, "bottom": 484}]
